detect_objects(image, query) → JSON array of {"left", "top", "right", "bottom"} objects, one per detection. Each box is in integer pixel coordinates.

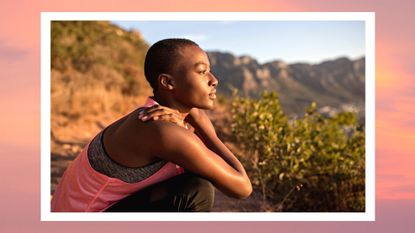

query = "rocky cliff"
[{"left": 208, "top": 51, "right": 365, "bottom": 115}]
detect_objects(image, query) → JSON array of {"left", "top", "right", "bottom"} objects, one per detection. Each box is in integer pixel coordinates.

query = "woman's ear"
[{"left": 159, "top": 74, "right": 175, "bottom": 90}]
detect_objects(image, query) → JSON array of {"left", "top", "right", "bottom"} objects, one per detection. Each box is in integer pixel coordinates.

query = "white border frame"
[{"left": 41, "top": 12, "right": 375, "bottom": 221}]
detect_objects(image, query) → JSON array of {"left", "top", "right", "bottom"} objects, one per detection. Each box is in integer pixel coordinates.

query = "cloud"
[
  {"left": 389, "top": 184, "right": 415, "bottom": 193},
  {"left": 378, "top": 173, "right": 413, "bottom": 182},
  {"left": 0, "top": 40, "right": 28, "bottom": 61},
  {"left": 377, "top": 69, "right": 415, "bottom": 131}
]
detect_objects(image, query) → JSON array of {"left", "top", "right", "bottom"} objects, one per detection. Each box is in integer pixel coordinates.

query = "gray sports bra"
[{"left": 87, "top": 130, "right": 167, "bottom": 183}]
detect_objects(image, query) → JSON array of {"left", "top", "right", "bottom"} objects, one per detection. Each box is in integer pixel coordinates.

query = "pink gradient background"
[{"left": 1, "top": 0, "right": 414, "bottom": 232}]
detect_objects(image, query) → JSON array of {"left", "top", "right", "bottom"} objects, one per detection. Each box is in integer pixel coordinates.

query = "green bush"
[{"left": 231, "top": 91, "right": 365, "bottom": 211}]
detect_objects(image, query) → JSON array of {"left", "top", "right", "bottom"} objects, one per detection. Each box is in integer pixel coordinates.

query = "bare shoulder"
[
  {"left": 113, "top": 113, "right": 197, "bottom": 153},
  {"left": 146, "top": 120, "right": 201, "bottom": 151}
]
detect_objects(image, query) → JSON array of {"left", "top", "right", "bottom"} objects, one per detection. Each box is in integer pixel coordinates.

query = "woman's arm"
[
  {"left": 147, "top": 121, "right": 252, "bottom": 199},
  {"left": 139, "top": 106, "right": 249, "bottom": 179},
  {"left": 185, "top": 108, "right": 248, "bottom": 178},
  {"left": 138, "top": 106, "right": 252, "bottom": 199}
]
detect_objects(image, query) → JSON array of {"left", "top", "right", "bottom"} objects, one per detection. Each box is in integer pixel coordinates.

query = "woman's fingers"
[
  {"left": 147, "top": 106, "right": 180, "bottom": 116},
  {"left": 138, "top": 105, "right": 159, "bottom": 116},
  {"left": 138, "top": 105, "right": 184, "bottom": 126},
  {"left": 138, "top": 106, "right": 160, "bottom": 120},
  {"left": 147, "top": 111, "right": 175, "bottom": 121},
  {"left": 140, "top": 109, "right": 177, "bottom": 120},
  {"left": 140, "top": 105, "right": 178, "bottom": 116}
]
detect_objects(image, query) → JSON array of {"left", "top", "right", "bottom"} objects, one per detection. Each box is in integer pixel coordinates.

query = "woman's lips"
[
  {"left": 209, "top": 93, "right": 216, "bottom": 99},
  {"left": 209, "top": 90, "right": 217, "bottom": 99}
]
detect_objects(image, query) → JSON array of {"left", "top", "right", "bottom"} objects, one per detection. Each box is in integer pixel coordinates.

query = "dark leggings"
[{"left": 105, "top": 172, "right": 215, "bottom": 212}]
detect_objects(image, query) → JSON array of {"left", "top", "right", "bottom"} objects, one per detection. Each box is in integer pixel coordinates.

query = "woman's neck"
[{"left": 151, "top": 94, "right": 190, "bottom": 120}]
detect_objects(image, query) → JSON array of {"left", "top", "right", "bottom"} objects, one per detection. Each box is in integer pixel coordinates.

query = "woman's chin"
[{"left": 199, "top": 101, "right": 215, "bottom": 110}]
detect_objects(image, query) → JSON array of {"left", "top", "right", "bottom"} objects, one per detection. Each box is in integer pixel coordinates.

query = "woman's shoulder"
[
  {"left": 106, "top": 110, "right": 187, "bottom": 143},
  {"left": 145, "top": 121, "right": 205, "bottom": 156},
  {"left": 102, "top": 110, "right": 163, "bottom": 165}
]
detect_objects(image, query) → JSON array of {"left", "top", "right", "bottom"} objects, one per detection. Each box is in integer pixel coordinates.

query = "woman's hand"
[
  {"left": 185, "top": 108, "right": 217, "bottom": 139},
  {"left": 185, "top": 108, "right": 204, "bottom": 125},
  {"left": 138, "top": 105, "right": 188, "bottom": 128}
]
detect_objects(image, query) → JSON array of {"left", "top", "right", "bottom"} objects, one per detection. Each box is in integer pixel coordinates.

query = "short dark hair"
[{"left": 144, "top": 38, "right": 199, "bottom": 92}]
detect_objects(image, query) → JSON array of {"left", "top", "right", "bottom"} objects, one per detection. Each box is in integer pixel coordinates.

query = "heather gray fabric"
[{"left": 87, "top": 130, "right": 167, "bottom": 183}]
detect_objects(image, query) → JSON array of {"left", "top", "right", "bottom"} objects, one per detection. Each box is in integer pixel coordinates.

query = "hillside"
[{"left": 51, "top": 21, "right": 152, "bottom": 152}]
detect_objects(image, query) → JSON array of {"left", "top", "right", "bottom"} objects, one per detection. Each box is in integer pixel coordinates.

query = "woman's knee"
[{"left": 174, "top": 174, "right": 215, "bottom": 211}]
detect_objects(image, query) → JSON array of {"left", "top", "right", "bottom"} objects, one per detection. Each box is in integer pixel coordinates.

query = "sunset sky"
[{"left": 0, "top": 0, "right": 414, "bottom": 232}]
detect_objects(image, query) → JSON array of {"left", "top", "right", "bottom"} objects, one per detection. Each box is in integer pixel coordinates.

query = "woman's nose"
[{"left": 209, "top": 72, "right": 218, "bottom": 87}]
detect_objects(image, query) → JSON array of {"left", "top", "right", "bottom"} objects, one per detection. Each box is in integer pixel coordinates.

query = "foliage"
[
  {"left": 51, "top": 21, "right": 153, "bottom": 125},
  {"left": 52, "top": 21, "right": 147, "bottom": 72},
  {"left": 50, "top": 21, "right": 154, "bottom": 150},
  {"left": 51, "top": 21, "right": 149, "bottom": 97},
  {"left": 231, "top": 91, "right": 365, "bottom": 211}
]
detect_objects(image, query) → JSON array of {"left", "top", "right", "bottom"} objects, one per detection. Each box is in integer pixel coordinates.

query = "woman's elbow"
[
  {"left": 240, "top": 182, "right": 253, "bottom": 199},
  {"left": 232, "top": 180, "right": 252, "bottom": 199}
]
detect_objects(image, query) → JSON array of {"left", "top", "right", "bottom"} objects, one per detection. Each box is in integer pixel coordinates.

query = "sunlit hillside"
[{"left": 51, "top": 21, "right": 152, "bottom": 151}]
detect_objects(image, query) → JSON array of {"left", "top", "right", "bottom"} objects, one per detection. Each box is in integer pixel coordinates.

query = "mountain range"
[{"left": 207, "top": 51, "right": 365, "bottom": 116}]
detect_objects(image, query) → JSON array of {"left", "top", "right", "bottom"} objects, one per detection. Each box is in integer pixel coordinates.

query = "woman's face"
[{"left": 171, "top": 45, "right": 218, "bottom": 110}]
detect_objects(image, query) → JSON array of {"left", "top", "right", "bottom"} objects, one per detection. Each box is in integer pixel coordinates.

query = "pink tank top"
[{"left": 51, "top": 97, "right": 185, "bottom": 212}]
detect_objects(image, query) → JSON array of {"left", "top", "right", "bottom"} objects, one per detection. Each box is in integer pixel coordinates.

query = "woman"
[{"left": 51, "top": 38, "right": 252, "bottom": 212}]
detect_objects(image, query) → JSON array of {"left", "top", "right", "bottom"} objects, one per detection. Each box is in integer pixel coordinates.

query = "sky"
[
  {"left": 112, "top": 20, "right": 365, "bottom": 64},
  {"left": 0, "top": 0, "right": 415, "bottom": 232}
]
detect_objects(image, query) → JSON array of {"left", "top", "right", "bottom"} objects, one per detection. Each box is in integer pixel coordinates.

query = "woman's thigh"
[{"left": 105, "top": 172, "right": 215, "bottom": 212}]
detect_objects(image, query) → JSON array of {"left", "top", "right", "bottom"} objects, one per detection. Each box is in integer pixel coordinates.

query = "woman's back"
[{"left": 103, "top": 107, "right": 162, "bottom": 169}]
